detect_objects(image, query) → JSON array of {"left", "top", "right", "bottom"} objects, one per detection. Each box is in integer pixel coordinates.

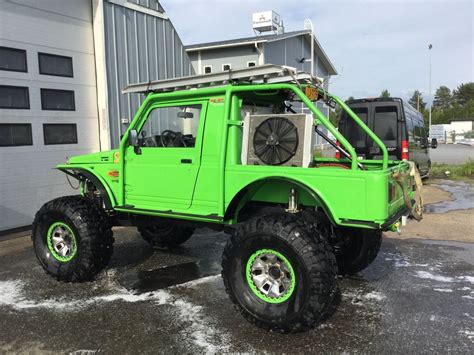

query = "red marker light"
[{"left": 401, "top": 140, "right": 409, "bottom": 161}]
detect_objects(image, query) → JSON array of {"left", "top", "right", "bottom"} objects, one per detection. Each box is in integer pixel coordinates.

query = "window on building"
[
  {"left": 38, "top": 53, "right": 73, "bottom": 77},
  {"left": 0, "top": 85, "right": 30, "bottom": 109},
  {"left": 43, "top": 124, "right": 77, "bottom": 145},
  {"left": 0, "top": 124, "right": 33, "bottom": 146},
  {"left": 41, "top": 89, "right": 75, "bottom": 111},
  {"left": 0, "top": 47, "right": 27, "bottom": 72},
  {"left": 204, "top": 66, "right": 212, "bottom": 74},
  {"left": 247, "top": 61, "right": 256, "bottom": 68},
  {"left": 222, "top": 64, "right": 231, "bottom": 71}
]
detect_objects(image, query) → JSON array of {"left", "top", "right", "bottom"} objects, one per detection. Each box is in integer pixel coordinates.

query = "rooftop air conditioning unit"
[
  {"left": 252, "top": 11, "right": 281, "bottom": 33},
  {"left": 241, "top": 113, "right": 314, "bottom": 167}
]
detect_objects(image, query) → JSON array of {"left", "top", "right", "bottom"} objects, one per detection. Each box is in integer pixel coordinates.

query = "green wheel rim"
[
  {"left": 46, "top": 222, "right": 77, "bottom": 262},
  {"left": 246, "top": 248, "right": 296, "bottom": 304}
]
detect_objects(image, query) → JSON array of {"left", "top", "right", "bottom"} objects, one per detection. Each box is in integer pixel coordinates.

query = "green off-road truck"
[{"left": 33, "top": 65, "right": 422, "bottom": 332}]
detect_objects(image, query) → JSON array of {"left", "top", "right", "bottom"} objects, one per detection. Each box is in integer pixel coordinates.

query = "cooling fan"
[
  {"left": 242, "top": 113, "right": 314, "bottom": 167},
  {"left": 252, "top": 117, "right": 299, "bottom": 165}
]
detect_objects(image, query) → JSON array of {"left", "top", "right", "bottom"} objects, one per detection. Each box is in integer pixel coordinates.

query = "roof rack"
[{"left": 121, "top": 64, "right": 322, "bottom": 95}]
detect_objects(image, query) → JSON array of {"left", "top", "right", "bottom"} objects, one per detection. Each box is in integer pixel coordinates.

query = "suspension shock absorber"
[{"left": 286, "top": 188, "right": 299, "bottom": 214}]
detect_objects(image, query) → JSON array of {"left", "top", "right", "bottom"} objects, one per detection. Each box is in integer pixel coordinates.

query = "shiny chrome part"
[
  {"left": 50, "top": 226, "right": 75, "bottom": 257},
  {"left": 249, "top": 252, "right": 292, "bottom": 298},
  {"left": 286, "top": 188, "right": 299, "bottom": 213}
]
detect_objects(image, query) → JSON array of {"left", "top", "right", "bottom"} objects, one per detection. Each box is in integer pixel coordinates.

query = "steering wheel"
[{"left": 160, "top": 130, "right": 187, "bottom": 147}]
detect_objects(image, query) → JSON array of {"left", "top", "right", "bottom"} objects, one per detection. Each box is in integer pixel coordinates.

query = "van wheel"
[
  {"left": 138, "top": 223, "right": 194, "bottom": 248},
  {"left": 32, "top": 196, "right": 114, "bottom": 282},
  {"left": 332, "top": 227, "right": 382, "bottom": 275},
  {"left": 222, "top": 214, "right": 338, "bottom": 332}
]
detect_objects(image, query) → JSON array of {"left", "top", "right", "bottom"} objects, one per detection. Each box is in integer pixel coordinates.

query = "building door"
[{"left": 124, "top": 102, "right": 206, "bottom": 211}]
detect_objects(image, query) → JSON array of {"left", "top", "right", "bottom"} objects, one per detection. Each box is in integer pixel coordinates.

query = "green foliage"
[
  {"left": 433, "top": 86, "right": 452, "bottom": 109},
  {"left": 453, "top": 83, "right": 474, "bottom": 106},
  {"left": 422, "top": 83, "right": 474, "bottom": 125},
  {"left": 347, "top": 96, "right": 355, "bottom": 102},
  {"left": 409, "top": 90, "right": 426, "bottom": 111},
  {"left": 380, "top": 89, "right": 390, "bottom": 99},
  {"left": 431, "top": 160, "right": 474, "bottom": 180},
  {"left": 465, "top": 130, "right": 474, "bottom": 139},
  {"left": 312, "top": 149, "right": 324, "bottom": 159}
]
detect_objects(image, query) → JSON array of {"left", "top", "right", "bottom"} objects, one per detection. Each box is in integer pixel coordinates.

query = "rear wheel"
[
  {"left": 222, "top": 214, "right": 337, "bottom": 332},
  {"left": 138, "top": 222, "right": 194, "bottom": 248},
  {"left": 32, "top": 196, "right": 114, "bottom": 282},
  {"left": 332, "top": 227, "right": 382, "bottom": 275}
]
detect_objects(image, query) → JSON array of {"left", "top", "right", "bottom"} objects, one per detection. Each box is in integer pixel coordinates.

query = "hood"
[{"left": 66, "top": 150, "right": 119, "bottom": 165}]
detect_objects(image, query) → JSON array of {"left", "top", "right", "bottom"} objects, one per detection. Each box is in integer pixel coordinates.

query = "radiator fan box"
[{"left": 241, "top": 113, "right": 314, "bottom": 167}]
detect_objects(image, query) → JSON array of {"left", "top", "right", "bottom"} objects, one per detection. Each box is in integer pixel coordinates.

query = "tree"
[
  {"left": 433, "top": 86, "right": 452, "bottom": 109},
  {"left": 346, "top": 96, "right": 355, "bottom": 102},
  {"left": 380, "top": 89, "right": 390, "bottom": 99},
  {"left": 409, "top": 90, "right": 426, "bottom": 111},
  {"left": 453, "top": 82, "right": 474, "bottom": 105}
]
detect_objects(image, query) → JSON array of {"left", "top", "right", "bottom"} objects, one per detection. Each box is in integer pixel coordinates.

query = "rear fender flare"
[{"left": 224, "top": 177, "right": 337, "bottom": 225}]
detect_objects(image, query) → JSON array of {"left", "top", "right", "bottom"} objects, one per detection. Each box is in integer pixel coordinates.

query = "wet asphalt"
[{"left": 1, "top": 186, "right": 473, "bottom": 353}]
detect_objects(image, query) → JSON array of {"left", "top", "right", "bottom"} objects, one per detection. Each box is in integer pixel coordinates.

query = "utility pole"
[{"left": 428, "top": 44, "right": 433, "bottom": 136}]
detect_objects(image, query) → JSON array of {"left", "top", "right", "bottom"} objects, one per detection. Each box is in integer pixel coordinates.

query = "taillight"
[
  {"left": 335, "top": 140, "right": 341, "bottom": 159},
  {"left": 401, "top": 140, "right": 409, "bottom": 161}
]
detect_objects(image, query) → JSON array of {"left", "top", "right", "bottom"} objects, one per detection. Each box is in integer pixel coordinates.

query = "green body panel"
[{"left": 58, "top": 82, "right": 414, "bottom": 229}]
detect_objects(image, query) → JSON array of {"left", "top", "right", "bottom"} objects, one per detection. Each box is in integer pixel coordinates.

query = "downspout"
[{"left": 255, "top": 42, "right": 264, "bottom": 65}]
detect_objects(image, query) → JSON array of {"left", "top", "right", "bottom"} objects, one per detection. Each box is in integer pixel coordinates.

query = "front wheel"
[
  {"left": 222, "top": 214, "right": 338, "bottom": 332},
  {"left": 32, "top": 196, "right": 114, "bottom": 282}
]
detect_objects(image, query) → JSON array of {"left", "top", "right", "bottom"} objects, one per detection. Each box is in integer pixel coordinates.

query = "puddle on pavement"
[
  {"left": 131, "top": 261, "right": 214, "bottom": 294},
  {"left": 425, "top": 182, "right": 474, "bottom": 213}
]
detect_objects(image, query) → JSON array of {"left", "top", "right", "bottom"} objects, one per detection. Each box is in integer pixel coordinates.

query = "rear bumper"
[
  {"left": 340, "top": 204, "right": 410, "bottom": 231},
  {"left": 380, "top": 205, "right": 410, "bottom": 231}
]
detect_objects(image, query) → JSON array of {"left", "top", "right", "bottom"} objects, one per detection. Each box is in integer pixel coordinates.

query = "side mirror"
[
  {"left": 431, "top": 138, "right": 438, "bottom": 149},
  {"left": 128, "top": 129, "right": 139, "bottom": 146},
  {"left": 128, "top": 129, "right": 141, "bottom": 154}
]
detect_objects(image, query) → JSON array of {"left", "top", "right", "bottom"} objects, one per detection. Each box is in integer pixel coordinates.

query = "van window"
[
  {"left": 343, "top": 107, "right": 368, "bottom": 147},
  {"left": 374, "top": 106, "right": 398, "bottom": 142},
  {"left": 413, "top": 118, "right": 427, "bottom": 145},
  {"left": 406, "top": 114, "right": 414, "bottom": 142},
  {"left": 420, "top": 125, "right": 427, "bottom": 146}
]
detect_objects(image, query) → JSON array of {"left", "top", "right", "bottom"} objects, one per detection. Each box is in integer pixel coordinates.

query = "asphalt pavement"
[
  {"left": 1, "top": 224, "right": 473, "bottom": 352},
  {"left": 430, "top": 144, "right": 474, "bottom": 164}
]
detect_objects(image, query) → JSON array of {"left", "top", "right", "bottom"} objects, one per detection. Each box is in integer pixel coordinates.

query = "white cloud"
[{"left": 161, "top": 0, "right": 473, "bottom": 101}]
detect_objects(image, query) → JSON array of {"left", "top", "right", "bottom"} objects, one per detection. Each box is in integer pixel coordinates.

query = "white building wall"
[{"left": 0, "top": 0, "right": 100, "bottom": 230}]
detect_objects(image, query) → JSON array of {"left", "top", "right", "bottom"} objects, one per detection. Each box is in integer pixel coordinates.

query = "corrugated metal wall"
[{"left": 103, "top": 0, "right": 194, "bottom": 148}]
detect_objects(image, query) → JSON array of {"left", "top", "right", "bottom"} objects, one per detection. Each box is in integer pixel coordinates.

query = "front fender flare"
[{"left": 57, "top": 167, "right": 116, "bottom": 209}]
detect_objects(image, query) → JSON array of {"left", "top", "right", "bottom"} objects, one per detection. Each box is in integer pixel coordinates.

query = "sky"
[{"left": 161, "top": 0, "right": 473, "bottom": 103}]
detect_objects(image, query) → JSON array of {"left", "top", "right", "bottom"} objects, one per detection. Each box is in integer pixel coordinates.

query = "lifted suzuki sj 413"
[{"left": 33, "top": 65, "right": 422, "bottom": 332}]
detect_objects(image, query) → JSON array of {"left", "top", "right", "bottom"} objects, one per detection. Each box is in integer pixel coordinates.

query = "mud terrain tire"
[
  {"left": 32, "top": 196, "right": 114, "bottom": 282},
  {"left": 222, "top": 213, "right": 338, "bottom": 333},
  {"left": 334, "top": 228, "right": 382, "bottom": 275}
]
